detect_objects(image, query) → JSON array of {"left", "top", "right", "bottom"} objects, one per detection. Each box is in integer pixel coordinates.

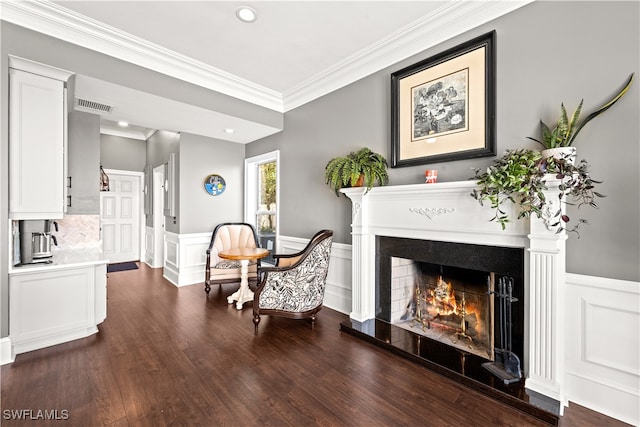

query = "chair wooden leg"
[
  {"left": 253, "top": 314, "right": 261, "bottom": 335},
  {"left": 204, "top": 282, "right": 211, "bottom": 294},
  {"left": 311, "top": 315, "right": 316, "bottom": 327}
]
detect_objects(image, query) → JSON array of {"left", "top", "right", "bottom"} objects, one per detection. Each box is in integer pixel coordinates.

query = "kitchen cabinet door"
[{"left": 9, "top": 57, "right": 73, "bottom": 220}]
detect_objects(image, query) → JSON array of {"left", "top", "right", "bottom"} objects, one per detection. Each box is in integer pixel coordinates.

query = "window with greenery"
[{"left": 256, "top": 160, "right": 277, "bottom": 264}]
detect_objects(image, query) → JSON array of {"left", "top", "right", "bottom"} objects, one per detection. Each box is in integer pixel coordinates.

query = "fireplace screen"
[{"left": 392, "top": 258, "right": 494, "bottom": 360}]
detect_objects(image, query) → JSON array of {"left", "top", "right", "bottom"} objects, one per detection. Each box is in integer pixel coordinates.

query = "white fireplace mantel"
[{"left": 341, "top": 180, "right": 568, "bottom": 410}]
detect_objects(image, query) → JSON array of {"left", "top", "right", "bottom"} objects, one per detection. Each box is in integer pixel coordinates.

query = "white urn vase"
[{"left": 541, "top": 146, "right": 577, "bottom": 165}]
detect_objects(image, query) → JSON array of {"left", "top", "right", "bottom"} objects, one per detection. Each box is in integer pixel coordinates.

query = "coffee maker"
[{"left": 17, "top": 220, "right": 58, "bottom": 265}]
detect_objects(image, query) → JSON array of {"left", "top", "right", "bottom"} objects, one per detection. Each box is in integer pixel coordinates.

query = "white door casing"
[
  {"left": 100, "top": 170, "right": 143, "bottom": 263},
  {"left": 152, "top": 165, "right": 165, "bottom": 268}
]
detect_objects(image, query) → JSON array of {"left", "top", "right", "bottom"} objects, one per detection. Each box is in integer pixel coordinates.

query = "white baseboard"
[
  {"left": 1, "top": 337, "right": 14, "bottom": 365},
  {"left": 565, "top": 273, "right": 640, "bottom": 426}
]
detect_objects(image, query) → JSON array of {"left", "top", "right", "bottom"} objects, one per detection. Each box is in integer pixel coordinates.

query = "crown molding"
[
  {"left": 282, "top": 0, "right": 534, "bottom": 112},
  {"left": 2, "top": 0, "right": 533, "bottom": 115},
  {"left": 1, "top": 0, "right": 284, "bottom": 112},
  {"left": 100, "top": 126, "right": 148, "bottom": 141}
]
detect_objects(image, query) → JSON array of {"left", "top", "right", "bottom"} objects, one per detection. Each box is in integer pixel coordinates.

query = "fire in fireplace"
[{"left": 392, "top": 259, "right": 494, "bottom": 361}]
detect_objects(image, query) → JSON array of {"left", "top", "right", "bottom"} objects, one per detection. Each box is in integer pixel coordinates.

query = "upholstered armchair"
[
  {"left": 204, "top": 222, "right": 260, "bottom": 295},
  {"left": 252, "top": 230, "right": 333, "bottom": 334}
]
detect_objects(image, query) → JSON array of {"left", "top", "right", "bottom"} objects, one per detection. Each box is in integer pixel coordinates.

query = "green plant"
[
  {"left": 471, "top": 148, "right": 603, "bottom": 236},
  {"left": 325, "top": 147, "right": 389, "bottom": 196},
  {"left": 528, "top": 73, "right": 634, "bottom": 148}
]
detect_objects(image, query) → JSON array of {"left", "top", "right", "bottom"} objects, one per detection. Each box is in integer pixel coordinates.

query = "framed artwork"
[
  {"left": 204, "top": 174, "right": 226, "bottom": 196},
  {"left": 391, "top": 31, "right": 496, "bottom": 167}
]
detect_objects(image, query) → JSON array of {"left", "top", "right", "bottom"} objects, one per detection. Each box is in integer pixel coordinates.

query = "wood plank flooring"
[{"left": 1, "top": 263, "right": 630, "bottom": 426}]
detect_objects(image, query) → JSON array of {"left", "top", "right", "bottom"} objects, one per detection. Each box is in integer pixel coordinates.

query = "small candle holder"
[{"left": 425, "top": 169, "right": 438, "bottom": 184}]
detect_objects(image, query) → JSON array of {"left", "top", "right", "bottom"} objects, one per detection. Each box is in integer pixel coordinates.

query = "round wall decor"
[{"left": 204, "top": 174, "right": 226, "bottom": 196}]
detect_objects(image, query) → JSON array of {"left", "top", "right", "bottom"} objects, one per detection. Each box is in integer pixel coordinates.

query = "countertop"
[{"left": 9, "top": 248, "right": 108, "bottom": 275}]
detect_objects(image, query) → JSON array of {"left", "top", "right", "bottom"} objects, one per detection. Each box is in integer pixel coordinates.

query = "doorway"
[{"left": 100, "top": 169, "right": 144, "bottom": 263}]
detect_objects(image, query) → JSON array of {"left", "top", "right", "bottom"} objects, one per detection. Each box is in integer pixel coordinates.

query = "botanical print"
[{"left": 411, "top": 68, "right": 469, "bottom": 141}]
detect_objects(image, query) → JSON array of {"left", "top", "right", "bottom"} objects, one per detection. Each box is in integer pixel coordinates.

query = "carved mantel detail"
[{"left": 409, "top": 207, "right": 455, "bottom": 219}]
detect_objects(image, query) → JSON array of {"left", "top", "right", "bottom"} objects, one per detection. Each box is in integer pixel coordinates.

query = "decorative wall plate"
[{"left": 204, "top": 174, "right": 226, "bottom": 196}]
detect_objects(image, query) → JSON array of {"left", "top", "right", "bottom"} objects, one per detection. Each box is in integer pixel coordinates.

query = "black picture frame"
[{"left": 391, "top": 31, "right": 496, "bottom": 168}]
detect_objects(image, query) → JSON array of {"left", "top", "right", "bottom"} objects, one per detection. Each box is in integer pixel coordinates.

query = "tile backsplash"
[{"left": 52, "top": 214, "right": 101, "bottom": 250}]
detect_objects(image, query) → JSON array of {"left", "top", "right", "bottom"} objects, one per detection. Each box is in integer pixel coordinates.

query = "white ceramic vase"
[{"left": 541, "top": 146, "right": 577, "bottom": 165}]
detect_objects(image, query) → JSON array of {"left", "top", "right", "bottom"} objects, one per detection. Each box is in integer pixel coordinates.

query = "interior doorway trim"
[{"left": 102, "top": 169, "right": 145, "bottom": 262}]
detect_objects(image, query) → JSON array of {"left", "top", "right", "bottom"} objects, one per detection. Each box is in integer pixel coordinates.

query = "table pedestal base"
[{"left": 227, "top": 259, "right": 253, "bottom": 310}]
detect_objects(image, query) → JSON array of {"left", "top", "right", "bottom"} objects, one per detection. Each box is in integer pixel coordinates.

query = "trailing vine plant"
[{"left": 471, "top": 148, "right": 603, "bottom": 237}]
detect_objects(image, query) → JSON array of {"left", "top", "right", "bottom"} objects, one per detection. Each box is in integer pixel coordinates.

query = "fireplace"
[{"left": 339, "top": 181, "right": 569, "bottom": 426}]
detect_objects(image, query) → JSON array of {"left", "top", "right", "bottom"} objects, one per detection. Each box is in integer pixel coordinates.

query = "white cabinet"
[
  {"left": 9, "top": 262, "right": 107, "bottom": 356},
  {"left": 9, "top": 56, "right": 74, "bottom": 220}
]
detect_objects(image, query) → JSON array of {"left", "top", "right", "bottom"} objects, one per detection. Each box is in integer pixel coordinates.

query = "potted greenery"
[
  {"left": 325, "top": 147, "right": 389, "bottom": 196},
  {"left": 471, "top": 148, "right": 603, "bottom": 236},
  {"left": 527, "top": 73, "right": 634, "bottom": 162}
]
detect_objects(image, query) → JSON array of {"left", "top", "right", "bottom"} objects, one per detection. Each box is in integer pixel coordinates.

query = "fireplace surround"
[{"left": 340, "top": 180, "right": 568, "bottom": 425}]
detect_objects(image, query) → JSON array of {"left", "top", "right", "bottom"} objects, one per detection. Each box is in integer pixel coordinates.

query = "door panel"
[{"left": 100, "top": 172, "right": 140, "bottom": 263}]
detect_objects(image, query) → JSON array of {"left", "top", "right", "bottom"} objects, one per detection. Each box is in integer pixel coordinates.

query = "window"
[{"left": 245, "top": 151, "right": 279, "bottom": 265}]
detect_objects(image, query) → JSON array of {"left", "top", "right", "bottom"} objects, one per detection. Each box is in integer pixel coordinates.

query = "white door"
[{"left": 100, "top": 171, "right": 141, "bottom": 263}]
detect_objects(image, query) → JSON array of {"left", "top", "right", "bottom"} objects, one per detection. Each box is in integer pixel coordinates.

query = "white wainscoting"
[
  {"left": 163, "top": 231, "right": 210, "bottom": 287},
  {"left": 144, "top": 226, "right": 154, "bottom": 267},
  {"left": 160, "top": 232, "right": 352, "bottom": 312},
  {"left": 564, "top": 273, "right": 640, "bottom": 426}
]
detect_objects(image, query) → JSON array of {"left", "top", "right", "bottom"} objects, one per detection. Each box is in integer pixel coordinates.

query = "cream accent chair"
[{"left": 204, "top": 222, "right": 261, "bottom": 295}]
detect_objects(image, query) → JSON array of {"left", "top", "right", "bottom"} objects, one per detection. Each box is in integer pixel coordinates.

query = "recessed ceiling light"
[
  {"left": 236, "top": 6, "right": 257, "bottom": 23},
  {"left": 224, "top": 128, "right": 235, "bottom": 134},
  {"left": 118, "top": 120, "right": 129, "bottom": 127}
]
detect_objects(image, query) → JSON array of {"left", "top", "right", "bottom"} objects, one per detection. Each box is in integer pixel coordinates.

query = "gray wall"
[
  {"left": 100, "top": 134, "right": 147, "bottom": 172},
  {"left": 68, "top": 111, "right": 101, "bottom": 214},
  {"left": 247, "top": 1, "right": 640, "bottom": 282},
  {"left": 178, "top": 133, "right": 245, "bottom": 234}
]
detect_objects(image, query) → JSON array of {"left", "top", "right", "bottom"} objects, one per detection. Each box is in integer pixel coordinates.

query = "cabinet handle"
[
  {"left": 67, "top": 195, "right": 72, "bottom": 207},
  {"left": 67, "top": 176, "right": 72, "bottom": 188}
]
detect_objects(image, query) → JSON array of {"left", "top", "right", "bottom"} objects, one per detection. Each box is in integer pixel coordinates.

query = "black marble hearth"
[{"left": 340, "top": 318, "right": 560, "bottom": 426}]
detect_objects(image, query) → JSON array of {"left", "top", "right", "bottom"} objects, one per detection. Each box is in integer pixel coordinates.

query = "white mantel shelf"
[{"left": 341, "top": 180, "right": 568, "bottom": 412}]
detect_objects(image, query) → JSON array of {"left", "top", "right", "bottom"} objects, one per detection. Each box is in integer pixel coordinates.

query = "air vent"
[{"left": 75, "top": 98, "right": 113, "bottom": 113}]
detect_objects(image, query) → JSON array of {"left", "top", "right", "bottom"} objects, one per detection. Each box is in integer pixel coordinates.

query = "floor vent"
[{"left": 75, "top": 98, "right": 113, "bottom": 113}]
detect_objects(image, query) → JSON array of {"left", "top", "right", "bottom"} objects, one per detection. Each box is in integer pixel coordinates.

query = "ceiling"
[
  {"left": 2, "top": 1, "right": 530, "bottom": 142},
  {"left": 56, "top": 1, "right": 446, "bottom": 94}
]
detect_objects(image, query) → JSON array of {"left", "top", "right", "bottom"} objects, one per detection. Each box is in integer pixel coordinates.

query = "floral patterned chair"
[
  {"left": 204, "top": 222, "right": 260, "bottom": 295},
  {"left": 252, "top": 230, "right": 333, "bottom": 334}
]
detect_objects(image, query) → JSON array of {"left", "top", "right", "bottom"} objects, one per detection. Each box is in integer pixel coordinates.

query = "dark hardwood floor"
[{"left": 1, "top": 263, "right": 630, "bottom": 426}]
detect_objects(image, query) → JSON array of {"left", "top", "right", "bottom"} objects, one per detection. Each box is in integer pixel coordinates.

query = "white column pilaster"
[{"left": 525, "top": 179, "right": 567, "bottom": 407}]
